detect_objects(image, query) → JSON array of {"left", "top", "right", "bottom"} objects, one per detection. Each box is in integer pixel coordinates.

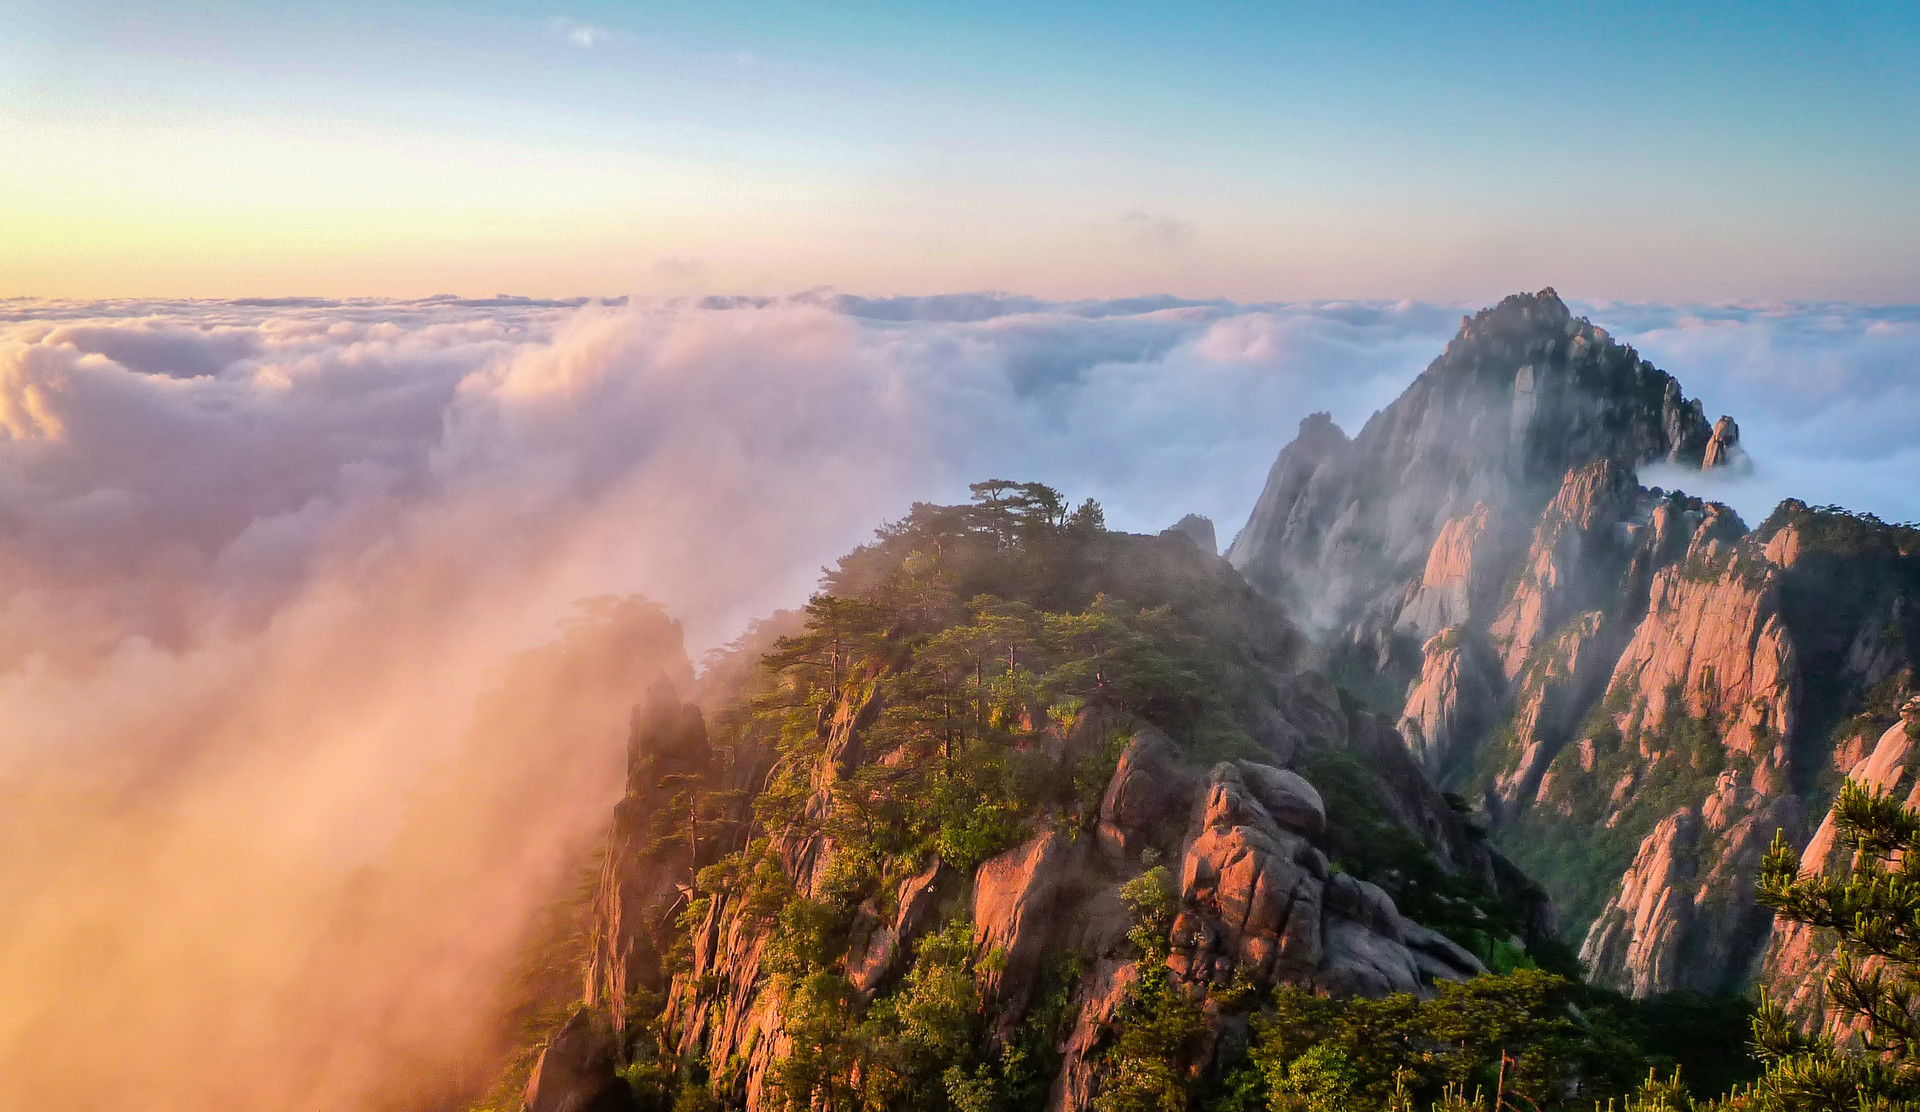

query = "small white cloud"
[{"left": 550, "top": 17, "right": 611, "bottom": 48}]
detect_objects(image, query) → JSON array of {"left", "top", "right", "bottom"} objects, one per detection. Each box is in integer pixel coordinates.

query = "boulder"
[
  {"left": 1233, "top": 760, "right": 1326, "bottom": 836},
  {"left": 1097, "top": 728, "right": 1196, "bottom": 858},
  {"left": 1318, "top": 917, "right": 1423, "bottom": 998}
]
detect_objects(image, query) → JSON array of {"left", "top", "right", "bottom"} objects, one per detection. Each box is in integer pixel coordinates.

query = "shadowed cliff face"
[{"left": 1227, "top": 289, "right": 1920, "bottom": 1005}]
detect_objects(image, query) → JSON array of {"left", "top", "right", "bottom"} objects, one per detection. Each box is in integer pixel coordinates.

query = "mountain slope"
[
  {"left": 514, "top": 485, "right": 1569, "bottom": 1112},
  {"left": 1228, "top": 289, "right": 1920, "bottom": 1004}
]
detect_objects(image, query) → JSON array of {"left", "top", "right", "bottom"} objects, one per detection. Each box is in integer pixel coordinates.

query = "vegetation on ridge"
[{"left": 488, "top": 480, "right": 1788, "bottom": 1112}]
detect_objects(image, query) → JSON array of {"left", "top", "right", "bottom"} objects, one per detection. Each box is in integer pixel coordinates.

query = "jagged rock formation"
[
  {"left": 1227, "top": 289, "right": 1723, "bottom": 636},
  {"left": 1703, "top": 416, "right": 1747, "bottom": 471},
  {"left": 1164, "top": 513, "right": 1219, "bottom": 555},
  {"left": 1170, "top": 758, "right": 1484, "bottom": 998},
  {"left": 1229, "top": 289, "right": 1920, "bottom": 1004},
  {"left": 659, "top": 707, "right": 1516, "bottom": 1112}
]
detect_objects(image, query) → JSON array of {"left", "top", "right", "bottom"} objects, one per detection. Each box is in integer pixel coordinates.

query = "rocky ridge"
[
  {"left": 1228, "top": 289, "right": 1920, "bottom": 1006},
  {"left": 520, "top": 497, "right": 1553, "bottom": 1112}
]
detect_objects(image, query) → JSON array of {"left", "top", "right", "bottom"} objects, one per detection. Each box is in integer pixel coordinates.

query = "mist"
[{"left": 0, "top": 290, "right": 1911, "bottom": 1110}]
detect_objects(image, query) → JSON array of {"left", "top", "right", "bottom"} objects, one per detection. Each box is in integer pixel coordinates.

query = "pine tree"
[{"left": 1744, "top": 780, "right": 1920, "bottom": 1110}]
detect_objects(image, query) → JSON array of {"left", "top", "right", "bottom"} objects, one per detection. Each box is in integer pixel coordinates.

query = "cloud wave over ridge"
[{"left": 0, "top": 290, "right": 1912, "bottom": 1110}]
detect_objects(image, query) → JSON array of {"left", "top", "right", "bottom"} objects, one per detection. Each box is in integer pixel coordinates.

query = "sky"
[{"left": 4, "top": 1, "right": 1918, "bottom": 300}]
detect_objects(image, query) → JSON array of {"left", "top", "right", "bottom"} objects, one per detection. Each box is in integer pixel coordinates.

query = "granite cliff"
[
  {"left": 507, "top": 484, "right": 1561, "bottom": 1112},
  {"left": 1228, "top": 289, "right": 1920, "bottom": 1014}
]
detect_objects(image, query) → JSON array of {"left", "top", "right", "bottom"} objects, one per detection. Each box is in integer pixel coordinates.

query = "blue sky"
[{"left": 4, "top": 1, "right": 1916, "bottom": 299}]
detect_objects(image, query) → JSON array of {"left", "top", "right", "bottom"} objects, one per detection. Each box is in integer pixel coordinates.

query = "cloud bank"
[{"left": 0, "top": 290, "right": 1911, "bottom": 1110}]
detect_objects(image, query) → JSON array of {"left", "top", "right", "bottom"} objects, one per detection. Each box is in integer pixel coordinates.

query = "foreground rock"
[{"left": 523, "top": 1009, "right": 635, "bottom": 1112}]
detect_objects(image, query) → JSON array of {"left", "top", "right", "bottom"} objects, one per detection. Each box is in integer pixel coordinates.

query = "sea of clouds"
[{"left": 0, "top": 290, "right": 1912, "bottom": 1110}]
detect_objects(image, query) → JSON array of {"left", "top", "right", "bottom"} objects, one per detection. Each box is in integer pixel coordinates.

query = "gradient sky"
[{"left": 4, "top": 1, "right": 1917, "bottom": 300}]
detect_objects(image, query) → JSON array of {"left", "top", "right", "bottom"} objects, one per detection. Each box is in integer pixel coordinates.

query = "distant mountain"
[{"left": 1228, "top": 288, "right": 1920, "bottom": 1004}]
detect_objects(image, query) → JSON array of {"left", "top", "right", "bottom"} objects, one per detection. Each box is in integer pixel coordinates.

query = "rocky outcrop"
[
  {"left": 1096, "top": 728, "right": 1199, "bottom": 859},
  {"left": 663, "top": 885, "right": 783, "bottom": 1110},
  {"left": 1164, "top": 513, "right": 1219, "bottom": 555},
  {"left": 1173, "top": 762, "right": 1335, "bottom": 988},
  {"left": 653, "top": 701, "right": 1526, "bottom": 1112},
  {"left": 1760, "top": 699, "right": 1920, "bottom": 1032},
  {"left": 1399, "top": 630, "right": 1497, "bottom": 778},
  {"left": 1702, "top": 416, "right": 1746, "bottom": 471},
  {"left": 1228, "top": 288, "right": 1725, "bottom": 639},
  {"left": 1170, "top": 760, "right": 1481, "bottom": 997},
  {"left": 523, "top": 1008, "right": 635, "bottom": 1112},
  {"left": 1227, "top": 292, "right": 1920, "bottom": 1009},
  {"left": 586, "top": 683, "right": 718, "bottom": 1036}
]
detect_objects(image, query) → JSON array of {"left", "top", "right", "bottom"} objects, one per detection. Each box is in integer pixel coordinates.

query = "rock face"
[
  {"left": 1397, "top": 503, "right": 1500, "bottom": 642},
  {"left": 847, "top": 856, "right": 947, "bottom": 996},
  {"left": 1487, "top": 460, "right": 1638, "bottom": 678},
  {"left": 1171, "top": 760, "right": 1481, "bottom": 998},
  {"left": 1164, "top": 513, "right": 1219, "bottom": 555},
  {"left": 1760, "top": 699, "right": 1920, "bottom": 1034},
  {"left": 586, "top": 682, "right": 720, "bottom": 1036},
  {"left": 1398, "top": 630, "right": 1496, "bottom": 778},
  {"left": 1608, "top": 557, "right": 1796, "bottom": 782},
  {"left": 1227, "top": 289, "right": 1723, "bottom": 636},
  {"left": 523, "top": 1009, "right": 635, "bottom": 1112},
  {"left": 973, "top": 829, "right": 1071, "bottom": 1023},
  {"left": 1228, "top": 290, "right": 1920, "bottom": 1006},
  {"left": 653, "top": 705, "right": 1528, "bottom": 1112}
]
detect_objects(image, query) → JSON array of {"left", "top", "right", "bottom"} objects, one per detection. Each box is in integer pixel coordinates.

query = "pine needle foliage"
[{"left": 1740, "top": 780, "right": 1920, "bottom": 1109}]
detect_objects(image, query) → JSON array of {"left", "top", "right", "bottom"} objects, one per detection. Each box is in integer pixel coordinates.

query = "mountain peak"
[{"left": 1227, "top": 290, "right": 1730, "bottom": 629}]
